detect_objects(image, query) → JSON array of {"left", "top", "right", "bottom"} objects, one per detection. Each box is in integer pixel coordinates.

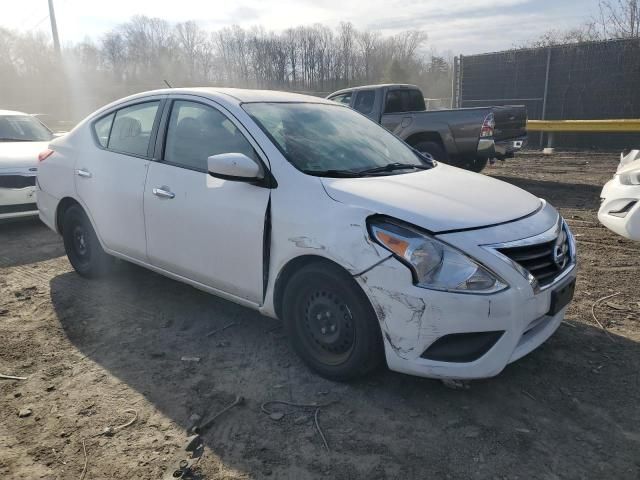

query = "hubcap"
[
  {"left": 73, "top": 226, "right": 88, "bottom": 257},
  {"left": 304, "top": 290, "right": 354, "bottom": 356}
]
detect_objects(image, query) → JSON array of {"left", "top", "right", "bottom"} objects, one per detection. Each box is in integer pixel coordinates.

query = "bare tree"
[
  {"left": 598, "top": 0, "right": 640, "bottom": 38},
  {"left": 0, "top": 17, "right": 445, "bottom": 124}
]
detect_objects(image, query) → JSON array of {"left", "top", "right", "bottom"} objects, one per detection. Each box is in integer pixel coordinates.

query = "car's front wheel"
[
  {"left": 282, "top": 262, "right": 384, "bottom": 381},
  {"left": 62, "top": 204, "right": 112, "bottom": 278}
]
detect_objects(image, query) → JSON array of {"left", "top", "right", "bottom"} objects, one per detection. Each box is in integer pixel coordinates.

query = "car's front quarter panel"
[{"left": 259, "top": 163, "right": 391, "bottom": 318}]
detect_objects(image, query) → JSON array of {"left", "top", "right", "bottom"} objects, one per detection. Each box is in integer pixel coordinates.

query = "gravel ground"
[{"left": 1, "top": 152, "right": 639, "bottom": 479}]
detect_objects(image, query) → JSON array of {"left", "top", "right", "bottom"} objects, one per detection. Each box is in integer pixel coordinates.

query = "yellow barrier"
[{"left": 527, "top": 119, "right": 640, "bottom": 132}]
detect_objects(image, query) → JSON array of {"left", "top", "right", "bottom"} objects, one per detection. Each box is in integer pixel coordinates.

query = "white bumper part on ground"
[{"left": 598, "top": 151, "right": 640, "bottom": 241}]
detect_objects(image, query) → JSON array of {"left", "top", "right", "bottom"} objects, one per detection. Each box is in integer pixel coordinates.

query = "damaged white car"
[
  {"left": 599, "top": 150, "right": 640, "bottom": 241},
  {"left": 37, "top": 88, "right": 577, "bottom": 381}
]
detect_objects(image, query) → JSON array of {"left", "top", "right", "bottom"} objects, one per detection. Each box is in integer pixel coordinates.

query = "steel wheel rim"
[{"left": 300, "top": 288, "right": 355, "bottom": 365}]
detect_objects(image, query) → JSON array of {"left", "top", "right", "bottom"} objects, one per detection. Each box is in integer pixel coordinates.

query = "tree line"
[
  {"left": 521, "top": 0, "right": 640, "bottom": 47},
  {"left": 0, "top": 18, "right": 453, "bottom": 125}
]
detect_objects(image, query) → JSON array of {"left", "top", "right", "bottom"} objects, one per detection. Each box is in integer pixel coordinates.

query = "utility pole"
[{"left": 48, "top": 0, "right": 61, "bottom": 54}]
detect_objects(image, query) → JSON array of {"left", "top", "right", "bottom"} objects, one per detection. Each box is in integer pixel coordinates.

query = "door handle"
[
  {"left": 76, "top": 169, "right": 92, "bottom": 178},
  {"left": 152, "top": 186, "right": 175, "bottom": 199},
  {"left": 400, "top": 116, "right": 413, "bottom": 128}
]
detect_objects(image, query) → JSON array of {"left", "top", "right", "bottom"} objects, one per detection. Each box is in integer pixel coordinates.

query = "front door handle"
[
  {"left": 76, "top": 168, "right": 92, "bottom": 178},
  {"left": 152, "top": 186, "right": 175, "bottom": 199}
]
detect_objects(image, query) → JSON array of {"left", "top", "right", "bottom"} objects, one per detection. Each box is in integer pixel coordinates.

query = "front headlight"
[
  {"left": 619, "top": 172, "right": 640, "bottom": 185},
  {"left": 369, "top": 218, "right": 508, "bottom": 294}
]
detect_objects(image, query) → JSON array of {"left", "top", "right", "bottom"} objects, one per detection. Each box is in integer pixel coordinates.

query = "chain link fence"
[{"left": 453, "top": 38, "right": 640, "bottom": 150}]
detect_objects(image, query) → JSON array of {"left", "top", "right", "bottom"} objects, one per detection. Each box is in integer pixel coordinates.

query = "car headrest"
[{"left": 113, "top": 117, "right": 142, "bottom": 138}]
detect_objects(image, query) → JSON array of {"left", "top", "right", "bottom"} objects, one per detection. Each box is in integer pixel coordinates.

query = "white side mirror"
[{"left": 207, "top": 153, "right": 262, "bottom": 182}]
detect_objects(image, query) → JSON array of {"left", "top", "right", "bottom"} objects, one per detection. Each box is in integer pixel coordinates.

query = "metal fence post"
[
  {"left": 458, "top": 55, "right": 463, "bottom": 108},
  {"left": 539, "top": 47, "right": 552, "bottom": 148},
  {"left": 451, "top": 56, "right": 458, "bottom": 109}
]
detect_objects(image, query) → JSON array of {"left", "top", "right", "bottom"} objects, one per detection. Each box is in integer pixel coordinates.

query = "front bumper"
[
  {"left": 477, "top": 137, "right": 526, "bottom": 159},
  {"left": 356, "top": 207, "right": 576, "bottom": 380},
  {"left": 598, "top": 177, "right": 640, "bottom": 241}
]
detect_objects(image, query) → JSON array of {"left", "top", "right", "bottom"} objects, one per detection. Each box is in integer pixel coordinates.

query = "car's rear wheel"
[
  {"left": 414, "top": 140, "right": 448, "bottom": 163},
  {"left": 461, "top": 157, "right": 489, "bottom": 173},
  {"left": 282, "top": 262, "right": 384, "bottom": 381},
  {"left": 62, "top": 205, "right": 112, "bottom": 278}
]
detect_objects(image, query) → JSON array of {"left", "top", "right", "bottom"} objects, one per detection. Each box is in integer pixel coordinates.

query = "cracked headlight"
[{"left": 369, "top": 218, "right": 508, "bottom": 294}]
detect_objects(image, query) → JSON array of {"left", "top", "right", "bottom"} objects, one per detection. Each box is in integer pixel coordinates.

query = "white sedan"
[
  {"left": 0, "top": 110, "right": 55, "bottom": 219},
  {"left": 599, "top": 150, "right": 640, "bottom": 240},
  {"left": 36, "top": 88, "right": 577, "bottom": 381}
]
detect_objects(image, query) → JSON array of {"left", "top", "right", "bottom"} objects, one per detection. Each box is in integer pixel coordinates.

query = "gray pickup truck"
[{"left": 327, "top": 84, "right": 527, "bottom": 172}]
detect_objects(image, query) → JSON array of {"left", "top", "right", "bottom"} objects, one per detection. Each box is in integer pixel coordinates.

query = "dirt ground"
[{"left": 1, "top": 152, "right": 639, "bottom": 480}]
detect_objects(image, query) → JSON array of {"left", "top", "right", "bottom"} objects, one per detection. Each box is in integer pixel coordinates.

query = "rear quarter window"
[{"left": 93, "top": 113, "right": 114, "bottom": 148}]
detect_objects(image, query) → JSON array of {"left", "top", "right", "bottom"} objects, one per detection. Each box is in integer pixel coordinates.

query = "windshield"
[
  {"left": 0, "top": 115, "right": 53, "bottom": 142},
  {"left": 242, "top": 102, "right": 429, "bottom": 176}
]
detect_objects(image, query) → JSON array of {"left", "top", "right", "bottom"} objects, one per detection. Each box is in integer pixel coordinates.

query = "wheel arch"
[
  {"left": 405, "top": 131, "right": 445, "bottom": 148},
  {"left": 272, "top": 254, "right": 356, "bottom": 321},
  {"left": 55, "top": 197, "right": 82, "bottom": 235}
]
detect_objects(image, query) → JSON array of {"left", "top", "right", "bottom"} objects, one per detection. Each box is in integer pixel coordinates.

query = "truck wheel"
[
  {"left": 282, "top": 262, "right": 384, "bottom": 381},
  {"left": 62, "top": 205, "right": 112, "bottom": 278},
  {"left": 414, "top": 141, "right": 448, "bottom": 162},
  {"left": 461, "top": 157, "right": 489, "bottom": 173}
]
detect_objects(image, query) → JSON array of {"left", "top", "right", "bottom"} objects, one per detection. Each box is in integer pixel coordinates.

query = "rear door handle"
[
  {"left": 76, "top": 169, "right": 92, "bottom": 178},
  {"left": 152, "top": 186, "right": 175, "bottom": 199}
]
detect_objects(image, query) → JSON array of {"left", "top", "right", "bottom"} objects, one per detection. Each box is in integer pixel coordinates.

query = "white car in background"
[
  {"left": 0, "top": 110, "right": 55, "bottom": 219},
  {"left": 599, "top": 150, "right": 640, "bottom": 241},
  {"left": 37, "top": 88, "right": 576, "bottom": 381}
]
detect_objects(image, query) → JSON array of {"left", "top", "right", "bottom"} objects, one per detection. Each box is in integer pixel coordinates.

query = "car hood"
[
  {"left": 0, "top": 141, "right": 49, "bottom": 170},
  {"left": 321, "top": 163, "right": 542, "bottom": 233}
]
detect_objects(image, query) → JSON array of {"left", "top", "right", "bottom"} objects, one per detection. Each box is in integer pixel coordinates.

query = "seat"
[{"left": 110, "top": 117, "right": 145, "bottom": 155}]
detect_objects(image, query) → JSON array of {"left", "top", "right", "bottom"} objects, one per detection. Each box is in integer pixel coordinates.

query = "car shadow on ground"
[
  {"left": 0, "top": 217, "right": 65, "bottom": 268},
  {"left": 490, "top": 176, "right": 603, "bottom": 211},
  {"left": 50, "top": 263, "right": 640, "bottom": 479}
]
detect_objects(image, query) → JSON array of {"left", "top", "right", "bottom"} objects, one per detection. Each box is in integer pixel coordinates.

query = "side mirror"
[{"left": 207, "top": 153, "right": 263, "bottom": 182}]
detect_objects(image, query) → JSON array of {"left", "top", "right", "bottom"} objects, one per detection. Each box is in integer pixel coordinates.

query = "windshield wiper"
[
  {"left": 0, "top": 138, "right": 32, "bottom": 142},
  {"left": 357, "top": 162, "right": 431, "bottom": 175},
  {"left": 303, "top": 169, "right": 364, "bottom": 178}
]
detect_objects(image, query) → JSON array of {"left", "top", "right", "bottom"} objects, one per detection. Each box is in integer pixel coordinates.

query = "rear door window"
[
  {"left": 108, "top": 102, "right": 160, "bottom": 157},
  {"left": 406, "top": 90, "right": 426, "bottom": 111},
  {"left": 384, "top": 90, "right": 403, "bottom": 113},
  {"left": 354, "top": 90, "right": 375, "bottom": 114}
]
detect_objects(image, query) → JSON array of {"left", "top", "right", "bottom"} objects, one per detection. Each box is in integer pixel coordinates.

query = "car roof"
[
  {"left": 113, "top": 87, "right": 336, "bottom": 105},
  {"left": 0, "top": 110, "right": 28, "bottom": 116}
]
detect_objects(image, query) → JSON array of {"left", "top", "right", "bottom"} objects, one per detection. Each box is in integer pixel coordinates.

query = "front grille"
[
  {"left": 498, "top": 226, "right": 571, "bottom": 287},
  {"left": 0, "top": 175, "right": 36, "bottom": 189}
]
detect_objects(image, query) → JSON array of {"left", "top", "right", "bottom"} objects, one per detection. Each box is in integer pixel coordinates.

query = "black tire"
[
  {"left": 413, "top": 140, "right": 449, "bottom": 163},
  {"left": 62, "top": 205, "right": 112, "bottom": 278},
  {"left": 282, "top": 262, "right": 384, "bottom": 381},
  {"left": 460, "top": 157, "right": 489, "bottom": 173}
]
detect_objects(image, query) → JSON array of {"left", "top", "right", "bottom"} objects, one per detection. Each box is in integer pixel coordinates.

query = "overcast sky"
[{"left": 3, "top": 0, "right": 599, "bottom": 55}]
